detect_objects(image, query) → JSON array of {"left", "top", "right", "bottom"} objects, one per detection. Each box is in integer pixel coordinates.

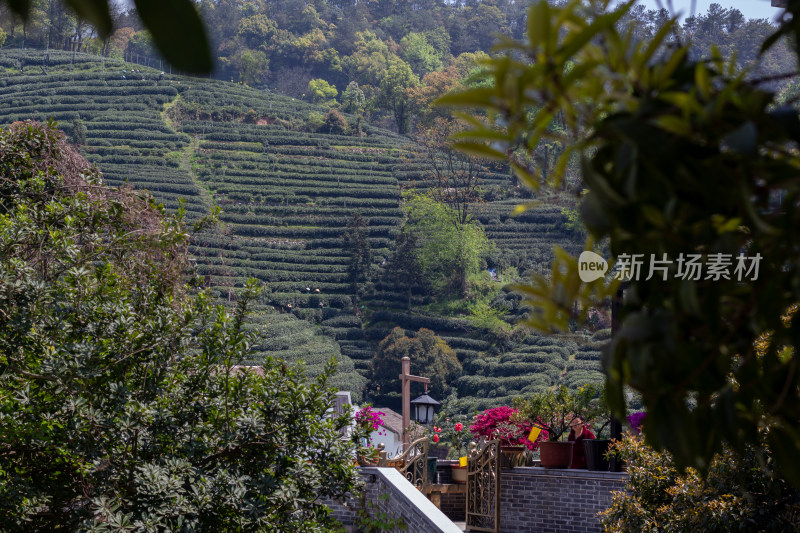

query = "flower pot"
[
  {"left": 539, "top": 441, "right": 574, "bottom": 469},
  {"left": 583, "top": 439, "right": 611, "bottom": 471},
  {"left": 451, "top": 464, "right": 467, "bottom": 484},
  {"left": 500, "top": 445, "right": 526, "bottom": 468}
]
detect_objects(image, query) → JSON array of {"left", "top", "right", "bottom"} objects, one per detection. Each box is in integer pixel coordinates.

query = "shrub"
[
  {"left": 324, "top": 109, "right": 348, "bottom": 135},
  {"left": 601, "top": 436, "right": 800, "bottom": 532}
]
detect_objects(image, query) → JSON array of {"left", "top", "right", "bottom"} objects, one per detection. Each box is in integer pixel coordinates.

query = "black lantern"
[{"left": 411, "top": 393, "right": 439, "bottom": 425}]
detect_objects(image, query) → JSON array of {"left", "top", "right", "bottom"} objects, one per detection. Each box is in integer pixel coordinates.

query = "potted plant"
[
  {"left": 410, "top": 411, "right": 473, "bottom": 483},
  {"left": 441, "top": 416, "right": 471, "bottom": 483},
  {"left": 470, "top": 406, "right": 547, "bottom": 468},
  {"left": 514, "top": 385, "right": 604, "bottom": 469},
  {"left": 352, "top": 405, "right": 387, "bottom": 466}
]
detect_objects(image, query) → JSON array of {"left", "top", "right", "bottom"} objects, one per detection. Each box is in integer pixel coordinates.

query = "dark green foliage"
[{"left": 385, "top": 230, "right": 425, "bottom": 310}]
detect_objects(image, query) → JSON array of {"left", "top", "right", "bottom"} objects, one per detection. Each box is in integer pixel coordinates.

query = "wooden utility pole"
[{"left": 399, "top": 357, "right": 430, "bottom": 450}]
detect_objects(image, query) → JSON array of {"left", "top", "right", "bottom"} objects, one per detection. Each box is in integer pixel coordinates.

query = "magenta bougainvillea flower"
[
  {"left": 627, "top": 411, "right": 646, "bottom": 434},
  {"left": 355, "top": 406, "right": 386, "bottom": 436},
  {"left": 470, "top": 406, "right": 546, "bottom": 450}
]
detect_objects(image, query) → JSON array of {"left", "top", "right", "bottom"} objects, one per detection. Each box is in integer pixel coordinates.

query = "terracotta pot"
[
  {"left": 539, "top": 441, "right": 573, "bottom": 468},
  {"left": 500, "top": 445, "right": 526, "bottom": 468},
  {"left": 451, "top": 465, "right": 467, "bottom": 484}
]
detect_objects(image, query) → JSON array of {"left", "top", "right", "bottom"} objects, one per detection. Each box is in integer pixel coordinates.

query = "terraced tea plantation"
[{"left": 0, "top": 50, "right": 603, "bottom": 408}]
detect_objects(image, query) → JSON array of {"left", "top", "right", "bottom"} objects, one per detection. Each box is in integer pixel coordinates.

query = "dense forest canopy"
[{"left": 0, "top": 0, "right": 795, "bottom": 132}]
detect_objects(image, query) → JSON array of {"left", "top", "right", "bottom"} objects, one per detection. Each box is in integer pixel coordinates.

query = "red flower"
[
  {"left": 432, "top": 435, "right": 440, "bottom": 443},
  {"left": 434, "top": 426, "right": 442, "bottom": 433},
  {"left": 454, "top": 423, "right": 463, "bottom": 432}
]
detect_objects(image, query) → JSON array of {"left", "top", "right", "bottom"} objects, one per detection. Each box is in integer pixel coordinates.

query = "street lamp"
[{"left": 411, "top": 393, "right": 439, "bottom": 425}]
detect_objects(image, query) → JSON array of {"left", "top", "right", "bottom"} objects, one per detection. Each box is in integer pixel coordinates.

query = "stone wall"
[
  {"left": 435, "top": 461, "right": 466, "bottom": 521},
  {"left": 440, "top": 490, "right": 466, "bottom": 521},
  {"left": 326, "top": 467, "right": 462, "bottom": 533},
  {"left": 327, "top": 465, "right": 626, "bottom": 532},
  {"left": 499, "top": 468, "right": 627, "bottom": 533}
]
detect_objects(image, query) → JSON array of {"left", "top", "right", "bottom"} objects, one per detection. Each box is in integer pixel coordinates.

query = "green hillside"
[{"left": 0, "top": 49, "right": 599, "bottom": 409}]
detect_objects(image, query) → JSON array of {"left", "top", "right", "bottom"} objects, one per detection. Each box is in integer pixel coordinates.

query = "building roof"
[{"left": 376, "top": 407, "right": 403, "bottom": 437}]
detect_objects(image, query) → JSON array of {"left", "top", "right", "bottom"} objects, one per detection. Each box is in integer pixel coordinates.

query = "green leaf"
[
  {"left": 527, "top": 0, "right": 551, "bottom": 50},
  {"left": 133, "top": 0, "right": 212, "bottom": 74},
  {"left": 556, "top": 1, "right": 632, "bottom": 62},
  {"left": 450, "top": 142, "right": 505, "bottom": 160},
  {"left": 636, "top": 18, "right": 678, "bottom": 71},
  {"left": 435, "top": 87, "right": 498, "bottom": 108},
  {"left": 451, "top": 129, "right": 510, "bottom": 142},
  {"left": 653, "top": 46, "right": 688, "bottom": 87},
  {"left": 652, "top": 115, "right": 692, "bottom": 137},
  {"left": 694, "top": 63, "right": 711, "bottom": 100}
]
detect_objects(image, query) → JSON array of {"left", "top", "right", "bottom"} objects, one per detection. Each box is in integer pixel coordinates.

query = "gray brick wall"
[
  {"left": 440, "top": 491, "right": 465, "bottom": 521},
  {"left": 325, "top": 466, "right": 626, "bottom": 532},
  {"left": 499, "top": 468, "right": 627, "bottom": 533},
  {"left": 325, "top": 467, "right": 462, "bottom": 533}
]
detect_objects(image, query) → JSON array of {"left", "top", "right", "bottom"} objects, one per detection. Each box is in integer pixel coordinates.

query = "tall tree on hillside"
[
  {"left": 378, "top": 57, "right": 420, "bottom": 134},
  {"left": 343, "top": 213, "right": 372, "bottom": 307},
  {"left": 386, "top": 230, "right": 425, "bottom": 310},
  {"left": 369, "top": 327, "right": 462, "bottom": 411},
  {"left": 400, "top": 32, "right": 442, "bottom": 77},
  {"left": 408, "top": 51, "right": 491, "bottom": 126},
  {"left": 341, "top": 80, "right": 366, "bottom": 113},
  {"left": 308, "top": 77, "right": 338, "bottom": 104},
  {"left": 416, "top": 117, "right": 486, "bottom": 226},
  {"left": 341, "top": 30, "right": 394, "bottom": 87},
  {"left": 403, "top": 192, "right": 492, "bottom": 297}
]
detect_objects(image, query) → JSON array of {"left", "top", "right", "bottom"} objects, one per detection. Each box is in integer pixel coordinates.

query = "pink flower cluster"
[
  {"left": 356, "top": 406, "right": 386, "bottom": 435},
  {"left": 470, "top": 406, "right": 545, "bottom": 451}
]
